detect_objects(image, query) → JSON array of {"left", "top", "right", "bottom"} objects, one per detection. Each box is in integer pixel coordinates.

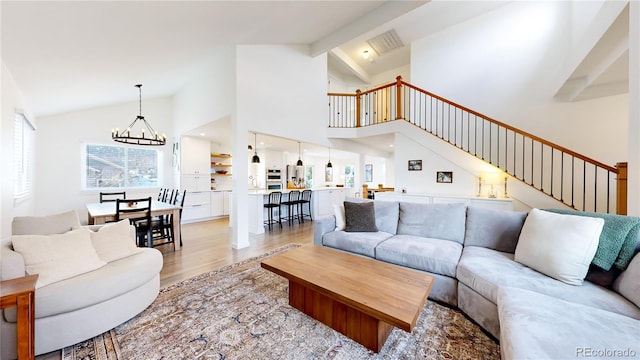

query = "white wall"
[
  {"left": 370, "top": 64, "right": 411, "bottom": 88},
  {"left": 172, "top": 48, "right": 236, "bottom": 136},
  {"left": 35, "top": 96, "right": 174, "bottom": 222},
  {"left": 394, "top": 132, "right": 477, "bottom": 196},
  {"left": 1, "top": 61, "right": 37, "bottom": 240},
  {"left": 410, "top": 1, "right": 628, "bottom": 165},
  {"left": 236, "top": 45, "right": 329, "bottom": 146}
]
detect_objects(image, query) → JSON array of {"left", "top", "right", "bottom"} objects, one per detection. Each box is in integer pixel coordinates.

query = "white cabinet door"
[
  {"left": 180, "top": 136, "right": 210, "bottom": 175},
  {"left": 181, "top": 175, "right": 210, "bottom": 192},
  {"left": 223, "top": 191, "right": 230, "bottom": 215},
  {"left": 469, "top": 198, "right": 513, "bottom": 211},
  {"left": 182, "top": 191, "right": 212, "bottom": 223},
  {"left": 315, "top": 189, "right": 345, "bottom": 217},
  {"left": 432, "top": 197, "right": 470, "bottom": 205},
  {"left": 210, "top": 191, "right": 224, "bottom": 217}
]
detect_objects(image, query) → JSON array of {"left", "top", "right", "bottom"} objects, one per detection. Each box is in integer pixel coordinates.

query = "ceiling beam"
[
  {"left": 309, "top": 1, "right": 428, "bottom": 57},
  {"left": 566, "top": 33, "right": 629, "bottom": 101},
  {"left": 552, "top": 0, "right": 628, "bottom": 96},
  {"left": 328, "top": 48, "right": 371, "bottom": 83}
]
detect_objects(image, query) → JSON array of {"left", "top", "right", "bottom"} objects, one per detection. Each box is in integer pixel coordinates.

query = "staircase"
[{"left": 328, "top": 76, "right": 627, "bottom": 214}]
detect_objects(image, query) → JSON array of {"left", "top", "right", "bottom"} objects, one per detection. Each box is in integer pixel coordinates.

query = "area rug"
[{"left": 63, "top": 244, "right": 499, "bottom": 359}]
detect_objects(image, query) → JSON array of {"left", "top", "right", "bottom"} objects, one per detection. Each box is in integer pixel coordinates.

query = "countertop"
[{"left": 248, "top": 187, "right": 346, "bottom": 195}]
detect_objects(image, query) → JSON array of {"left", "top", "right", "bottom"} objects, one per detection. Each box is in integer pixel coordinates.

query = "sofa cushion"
[
  {"left": 497, "top": 287, "right": 640, "bottom": 360},
  {"left": 12, "top": 248, "right": 162, "bottom": 320},
  {"left": 12, "top": 210, "right": 80, "bottom": 235},
  {"left": 373, "top": 201, "right": 400, "bottom": 235},
  {"left": 339, "top": 199, "right": 400, "bottom": 235},
  {"left": 84, "top": 220, "right": 142, "bottom": 262},
  {"left": 375, "top": 235, "right": 463, "bottom": 277},
  {"left": 11, "top": 228, "right": 107, "bottom": 288},
  {"left": 613, "top": 252, "right": 640, "bottom": 308},
  {"left": 397, "top": 202, "right": 466, "bottom": 244},
  {"left": 344, "top": 201, "right": 378, "bottom": 232},
  {"left": 457, "top": 246, "right": 640, "bottom": 319},
  {"left": 464, "top": 206, "right": 527, "bottom": 253},
  {"left": 514, "top": 208, "right": 603, "bottom": 285},
  {"left": 322, "top": 231, "right": 393, "bottom": 258}
]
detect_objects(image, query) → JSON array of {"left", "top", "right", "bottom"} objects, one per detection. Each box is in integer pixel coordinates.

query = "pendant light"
[
  {"left": 112, "top": 84, "right": 166, "bottom": 146},
  {"left": 251, "top": 133, "right": 260, "bottom": 164},
  {"left": 296, "top": 141, "right": 303, "bottom": 166},
  {"left": 326, "top": 147, "right": 333, "bottom": 168}
]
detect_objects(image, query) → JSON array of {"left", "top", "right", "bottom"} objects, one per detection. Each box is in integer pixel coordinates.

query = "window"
[
  {"left": 14, "top": 112, "right": 35, "bottom": 199},
  {"left": 84, "top": 144, "right": 160, "bottom": 189},
  {"left": 304, "top": 165, "right": 313, "bottom": 189}
]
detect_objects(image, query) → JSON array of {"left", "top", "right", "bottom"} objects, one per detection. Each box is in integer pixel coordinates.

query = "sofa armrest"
[
  {"left": 1, "top": 243, "right": 26, "bottom": 281},
  {"left": 313, "top": 215, "right": 336, "bottom": 246}
]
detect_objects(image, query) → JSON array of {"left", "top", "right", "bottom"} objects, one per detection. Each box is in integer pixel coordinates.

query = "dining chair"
[
  {"left": 100, "top": 191, "right": 126, "bottom": 203},
  {"left": 281, "top": 190, "right": 300, "bottom": 225},
  {"left": 157, "top": 188, "right": 166, "bottom": 201},
  {"left": 173, "top": 190, "right": 186, "bottom": 246},
  {"left": 298, "top": 189, "right": 312, "bottom": 222},
  {"left": 263, "top": 191, "right": 282, "bottom": 231},
  {"left": 165, "top": 189, "right": 177, "bottom": 204},
  {"left": 115, "top": 197, "right": 152, "bottom": 247},
  {"left": 152, "top": 189, "right": 186, "bottom": 248}
]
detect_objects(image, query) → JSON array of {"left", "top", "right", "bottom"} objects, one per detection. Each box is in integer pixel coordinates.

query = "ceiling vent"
[{"left": 367, "top": 29, "right": 404, "bottom": 56}]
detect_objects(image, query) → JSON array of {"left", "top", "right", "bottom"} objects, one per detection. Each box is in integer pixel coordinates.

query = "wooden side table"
[{"left": 0, "top": 274, "right": 38, "bottom": 360}]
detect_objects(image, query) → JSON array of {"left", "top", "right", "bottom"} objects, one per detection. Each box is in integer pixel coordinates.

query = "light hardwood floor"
[{"left": 36, "top": 217, "right": 314, "bottom": 359}]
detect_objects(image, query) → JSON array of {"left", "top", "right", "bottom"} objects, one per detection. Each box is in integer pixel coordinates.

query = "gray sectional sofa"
[
  {"left": 1, "top": 210, "right": 163, "bottom": 359},
  {"left": 314, "top": 200, "right": 640, "bottom": 359}
]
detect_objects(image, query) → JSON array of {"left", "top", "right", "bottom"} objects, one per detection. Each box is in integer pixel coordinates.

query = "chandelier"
[{"left": 112, "top": 84, "right": 166, "bottom": 146}]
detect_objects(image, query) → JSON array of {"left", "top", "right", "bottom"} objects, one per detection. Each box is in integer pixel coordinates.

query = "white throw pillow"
[
  {"left": 514, "top": 208, "right": 604, "bottom": 286},
  {"left": 333, "top": 204, "right": 346, "bottom": 231},
  {"left": 87, "top": 219, "right": 142, "bottom": 262},
  {"left": 11, "top": 228, "right": 107, "bottom": 288}
]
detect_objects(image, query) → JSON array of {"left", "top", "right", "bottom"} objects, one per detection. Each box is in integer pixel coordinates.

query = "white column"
[
  {"left": 628, "top": 1, "right": 640, "bottom": 216},
  {"left": 231, "top": 58, "right": 250, "bottom": 249}
]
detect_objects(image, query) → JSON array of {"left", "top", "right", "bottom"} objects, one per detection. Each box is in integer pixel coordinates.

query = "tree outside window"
[{"left": 84, "top": 144, "right": 159, "bottom": 189}]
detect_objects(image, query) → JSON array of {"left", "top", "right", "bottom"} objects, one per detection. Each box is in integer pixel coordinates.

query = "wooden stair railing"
[{"left": 328, "top": 76, "right": 627, "bottom": 214}]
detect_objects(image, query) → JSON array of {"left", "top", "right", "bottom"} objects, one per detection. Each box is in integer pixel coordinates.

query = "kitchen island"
[{"left": 247, "top": 187, "right": 350, "bottom": 234}]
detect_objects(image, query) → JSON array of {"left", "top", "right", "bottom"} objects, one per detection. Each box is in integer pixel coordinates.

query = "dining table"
[{"left": 86, "top": 200, "right": 182, "bottom": 250}]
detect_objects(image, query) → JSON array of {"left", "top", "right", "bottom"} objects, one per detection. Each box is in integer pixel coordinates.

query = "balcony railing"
[{"left": 328, "top": 76, "right": 627, "bottom": 214}]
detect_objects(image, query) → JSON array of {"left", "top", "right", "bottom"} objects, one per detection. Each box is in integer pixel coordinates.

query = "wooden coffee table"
[{"left": 261, "top": 245, "right": 434, "bottom": 352}]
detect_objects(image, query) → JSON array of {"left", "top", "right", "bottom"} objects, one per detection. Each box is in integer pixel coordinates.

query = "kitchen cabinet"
[
  {"left": 223, "top": 190, "right": 231, "bottom": 215},
  {"left": 314, "top": 188, "right": 346, "bottom": 217},
  {"left": 211, "top": 191, "right": 224, "bottom": 217},
  {"left": 182, "top": 191, "right": 211, "bottom": 223},
  {"left": 210, "top": 190, "right": 232, "bottom": 218},
  {"left": 375, "top": 192, "right": 513, "bottom": 211},
  {"left": 181, "top": 174, "right": 210, "bottom": 192},
  {"left": 265, "top": 149, "right": 285, "bottom": 170},
  {"left": 180, "top": 137, "right": 210, "bottom": 175}
]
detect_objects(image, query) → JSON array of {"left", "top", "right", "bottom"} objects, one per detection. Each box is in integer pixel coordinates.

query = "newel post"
[
  {"left": 396, "top": 75, "right": 403, "bottom": 120},
  {"left": 616, "top": 162, "right": 628, "bottom": 215},
  {"left": 356, "top": 89, "right": 362, "bottom": 128}
]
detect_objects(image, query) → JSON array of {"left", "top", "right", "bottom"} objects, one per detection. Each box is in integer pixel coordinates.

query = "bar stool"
[
  {"left": 263, "top": 191, "right": 283, "bottom": 231},
  {"left": 298, "top": 189, "right": 312, "bottom": 222},
  {"left": 281, "top": 190, "right": 301, "bottom": 225}
]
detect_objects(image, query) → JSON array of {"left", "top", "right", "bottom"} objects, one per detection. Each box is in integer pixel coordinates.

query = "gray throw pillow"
[{"left": 344, "top": 201, "right": 378, "bottom": 232}]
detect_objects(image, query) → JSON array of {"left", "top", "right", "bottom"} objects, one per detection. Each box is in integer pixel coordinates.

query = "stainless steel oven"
[{"left": 266, "top": 169, "right": 283, "bottom": 190}]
